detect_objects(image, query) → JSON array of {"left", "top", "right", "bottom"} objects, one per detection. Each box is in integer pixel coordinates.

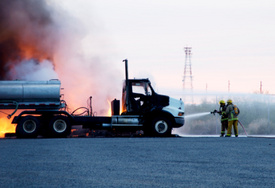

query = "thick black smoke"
[
  {"left": 0, "top": 0, "right": 58, "bottom": 79},
  {"left": 0, "top": 0, "right": 122, "bottom": 115}
]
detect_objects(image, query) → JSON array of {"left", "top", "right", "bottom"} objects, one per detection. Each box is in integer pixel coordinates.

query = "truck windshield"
[{"left": 132, "top": 82, "right": 152, "bottom": 96}]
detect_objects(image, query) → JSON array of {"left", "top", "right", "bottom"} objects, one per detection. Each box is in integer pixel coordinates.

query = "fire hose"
[{"left": 238, "top": 120, "right": 248, "bottom": 136}]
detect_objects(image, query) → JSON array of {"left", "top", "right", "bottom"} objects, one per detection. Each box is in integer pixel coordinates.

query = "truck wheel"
[
  {"left": 150, "top": 117, "right": 172, "bottom": 137},
  {"left": 47, "top": 116, "right": 71, "bottom": 138},
  {"left": 16, "top": 116, "right": 40, "bottom": 138}
]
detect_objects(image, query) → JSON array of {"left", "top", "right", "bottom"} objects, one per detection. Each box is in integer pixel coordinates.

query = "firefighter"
[
  {"left": 225, "top": 99, "right": 240, "bottom": 137},
  {"left": 217, "top": 100, "right": 228, "bottom": 137}
]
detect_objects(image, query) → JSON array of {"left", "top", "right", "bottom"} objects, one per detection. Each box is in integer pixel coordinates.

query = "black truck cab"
[{"left": 121, "top": 78, "right": 169, "bottom": 115}]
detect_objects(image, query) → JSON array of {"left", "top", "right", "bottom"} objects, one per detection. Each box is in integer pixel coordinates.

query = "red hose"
[{"left": 238, "top": 120, "right": 248, "bottom": 136}]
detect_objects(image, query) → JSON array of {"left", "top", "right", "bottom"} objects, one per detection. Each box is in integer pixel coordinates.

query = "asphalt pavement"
[{"left": 0, "top": 137, "right": 274, "bottom": 187}]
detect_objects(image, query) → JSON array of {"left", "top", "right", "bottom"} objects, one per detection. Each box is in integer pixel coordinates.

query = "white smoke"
[{"left": 6, "top": 59, "right": 58, "bottom": 81}]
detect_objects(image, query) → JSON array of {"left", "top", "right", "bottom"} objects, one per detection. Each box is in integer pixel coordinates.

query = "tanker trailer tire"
[
  {"left": 16, "top": 116, "right": 40, "bottom": 138},
  {"left": 47, "top": 116, "right": 71, "bottom": 138},
  {"left": 150, "top": 117, "right": 172, "bottom": 137}
]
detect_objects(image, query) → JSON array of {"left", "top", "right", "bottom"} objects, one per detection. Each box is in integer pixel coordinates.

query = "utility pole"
[
  {"left": 260, "top": 81, "right": 263, "bottom": 94},
  {"left": 182, "top": 47, "right": 193, "bottom": 103},
  {"left": 182, "top": 47, "right": 193, "bottom": 90}
]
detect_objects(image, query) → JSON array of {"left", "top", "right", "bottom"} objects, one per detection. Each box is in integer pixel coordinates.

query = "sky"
[{"left": 54, "top": 0, "right": 275, "bottom": 97}]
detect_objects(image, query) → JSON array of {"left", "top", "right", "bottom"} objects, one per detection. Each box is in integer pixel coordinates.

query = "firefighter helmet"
[
  {"left": 227, "top": 99, "right": 233, "bottom": 104},
  {"left": 219, "top": 100, "right": 225, "bottom": 104}
]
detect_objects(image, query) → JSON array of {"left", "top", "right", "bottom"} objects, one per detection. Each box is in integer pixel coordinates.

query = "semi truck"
[{"left": 0, "top": 59, "right": 184, "bottom": 138}]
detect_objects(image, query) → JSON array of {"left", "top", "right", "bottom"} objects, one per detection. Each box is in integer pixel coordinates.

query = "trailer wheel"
[
  {"left": 16, "top": 116, "right": 40, "bottom": 138},
  {"left": 150, "top": 117, "right": 172, "bottom": 137},
  {"left": 47, "top": 116, "right": 71, "bottom": 138}
]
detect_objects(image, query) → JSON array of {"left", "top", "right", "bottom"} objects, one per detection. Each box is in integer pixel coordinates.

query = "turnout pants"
[
  {"left": 226, "top": 120, "right": 238, "bottom": 137},
  {"left": 220, "top": 120, "right": 228, "bottom": 136}
]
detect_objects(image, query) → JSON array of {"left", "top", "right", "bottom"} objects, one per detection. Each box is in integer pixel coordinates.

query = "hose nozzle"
[{"left": 211, "top": 110, "right": 217, "bottom": 115}]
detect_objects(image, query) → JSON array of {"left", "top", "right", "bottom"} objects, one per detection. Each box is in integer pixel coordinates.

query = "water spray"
[{"left": 184, "top": 112, "right": 211, "bottom": 119}]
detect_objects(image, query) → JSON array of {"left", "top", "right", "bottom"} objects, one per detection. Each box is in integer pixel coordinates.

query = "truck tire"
[
  {"left": 150, "top": 117, "right": 172, "bottom": 137},
  {"left": 47, "top": 116, "right": 71, "bottom": 138},
  {"left": 16, "top": 116, "right": 40, "bottom": 138}
]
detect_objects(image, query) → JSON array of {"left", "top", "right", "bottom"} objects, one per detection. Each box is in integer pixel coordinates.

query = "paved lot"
[{"left": 0, "top": 137, "right": 274, "bottom": 187}]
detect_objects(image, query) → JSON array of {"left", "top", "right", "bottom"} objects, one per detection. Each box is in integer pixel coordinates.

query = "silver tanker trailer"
[{"left": 0, "top": 60, "right": 185, "bottom": 138}]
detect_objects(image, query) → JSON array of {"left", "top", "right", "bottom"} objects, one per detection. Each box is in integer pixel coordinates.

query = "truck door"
[{"left": 121, "top": 80, "right": 151, "bottom": 114}]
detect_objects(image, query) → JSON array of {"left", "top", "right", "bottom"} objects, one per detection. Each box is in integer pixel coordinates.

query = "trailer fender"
[{"left": 12, "top": 110, "right": 73, "bottom": 124}]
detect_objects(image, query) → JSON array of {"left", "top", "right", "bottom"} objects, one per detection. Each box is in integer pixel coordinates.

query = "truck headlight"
[{"left": 178, "top": 112, "right": 184, "bottom": 116}]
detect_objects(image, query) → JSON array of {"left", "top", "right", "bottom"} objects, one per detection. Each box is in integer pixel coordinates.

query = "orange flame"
[
  {"left": 20, "top": 45, "right": 51, "bottom": 61},
  {"left": 107, "top": 100, "right": 112, "bottom": 117},
  {"left": 0, "top": 116, "right": 15, "bottom": 138}
]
